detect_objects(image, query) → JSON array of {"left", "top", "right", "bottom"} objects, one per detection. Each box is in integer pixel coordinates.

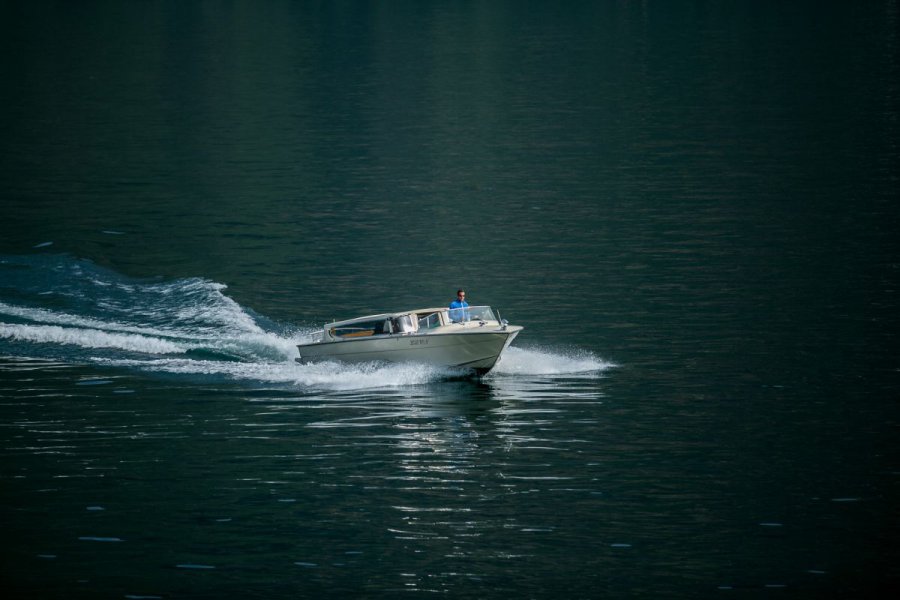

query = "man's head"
[{"left": 456, "top": 289, "right": 466, "bottom": 301}]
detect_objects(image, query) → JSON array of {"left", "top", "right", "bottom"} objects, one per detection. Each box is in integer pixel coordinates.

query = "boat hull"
[{"left": 296, "top": 327, "right": 521, "bottom": 375}]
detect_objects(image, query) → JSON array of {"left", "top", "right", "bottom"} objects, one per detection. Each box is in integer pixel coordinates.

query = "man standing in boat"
[{"left": 449, "top": 289, "right": 470, "bottom": 322}]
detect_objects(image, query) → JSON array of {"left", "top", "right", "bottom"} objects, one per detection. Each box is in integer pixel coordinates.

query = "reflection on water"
[
  {"left": 0, "top": 345, "right": 891, "bottom": 598},
  {"left": 0, "top": 353, "right": 615, "bottom": 597}
]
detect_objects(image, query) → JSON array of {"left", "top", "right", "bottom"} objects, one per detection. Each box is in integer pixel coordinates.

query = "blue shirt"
[{"left": 449, "top": 299, "right": 469, "bottom": 322}]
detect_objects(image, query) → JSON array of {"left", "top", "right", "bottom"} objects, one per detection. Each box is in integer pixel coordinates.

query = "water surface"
[{"left": 2, "top": 1, "right": 898, "bottom": 597}]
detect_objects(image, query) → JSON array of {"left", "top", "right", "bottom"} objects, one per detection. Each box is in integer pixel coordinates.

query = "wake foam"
[
  {"left": 0, "top": 323, "right": 184, "bottom": 354},
  {"left": 1, "top": 254, "right": 615, "bottom": 391},
  {"left": 95, "top": 357, "right": 461, "bottom": 391},
  {"left": 94, "top": 345, "right": 614, "bottom": 391},
  {"left": 492, "top": 346, "right": 614, "bottom": 376},
  {"left": 0, "top": 301, "right": 302, "bottom": 362},
  {"left": 94, "top": 347, "right": 612, "bottom": 391}
]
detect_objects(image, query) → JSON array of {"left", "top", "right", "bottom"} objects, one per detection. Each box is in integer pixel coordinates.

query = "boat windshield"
[{"left": 448, "top": 305, "right": 497, "bottom": 323}]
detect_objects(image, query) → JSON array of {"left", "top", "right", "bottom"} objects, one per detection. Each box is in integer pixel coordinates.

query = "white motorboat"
[{"left": 296, "top": 305, "right": 522, "bottom": 375}]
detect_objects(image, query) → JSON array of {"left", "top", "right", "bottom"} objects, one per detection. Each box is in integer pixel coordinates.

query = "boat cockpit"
[{"left": 323, "top": 306, "right": 501, "bottom": 341}]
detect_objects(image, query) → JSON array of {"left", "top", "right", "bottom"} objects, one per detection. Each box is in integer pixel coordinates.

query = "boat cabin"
[{"left": 321, "top": 306, "right": 499, "bottom": 341}]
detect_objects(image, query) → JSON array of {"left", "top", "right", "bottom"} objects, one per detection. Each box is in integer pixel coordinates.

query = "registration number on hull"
[{"left": 409, "top": 338, "right": 429, "bottom": 346}]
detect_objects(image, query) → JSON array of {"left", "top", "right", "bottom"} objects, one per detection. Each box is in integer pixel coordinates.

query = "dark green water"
[{"left": 2, "top": 1, "right": 898, "bottom": 597}]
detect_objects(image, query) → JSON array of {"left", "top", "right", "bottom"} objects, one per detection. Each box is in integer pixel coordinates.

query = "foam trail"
[
  {"left": 0, "top": 324, "right": 184, "bottom": 354},
  {"left": 0, "top": 300, "right": 302, "bottom": 362},
  {"left": 0, "top": 300, "right": 187, "bottom": 338},
  {"left": 491, "top": 346, "right": 614, "bottom": 376},
  {"left": 96, "top": 357, "right": 458, "bottom": 391}
]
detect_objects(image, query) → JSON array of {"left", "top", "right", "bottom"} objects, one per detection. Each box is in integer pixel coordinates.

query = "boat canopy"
[{"left": 322, "top": 306, "right": 499, "bottom": 340}]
